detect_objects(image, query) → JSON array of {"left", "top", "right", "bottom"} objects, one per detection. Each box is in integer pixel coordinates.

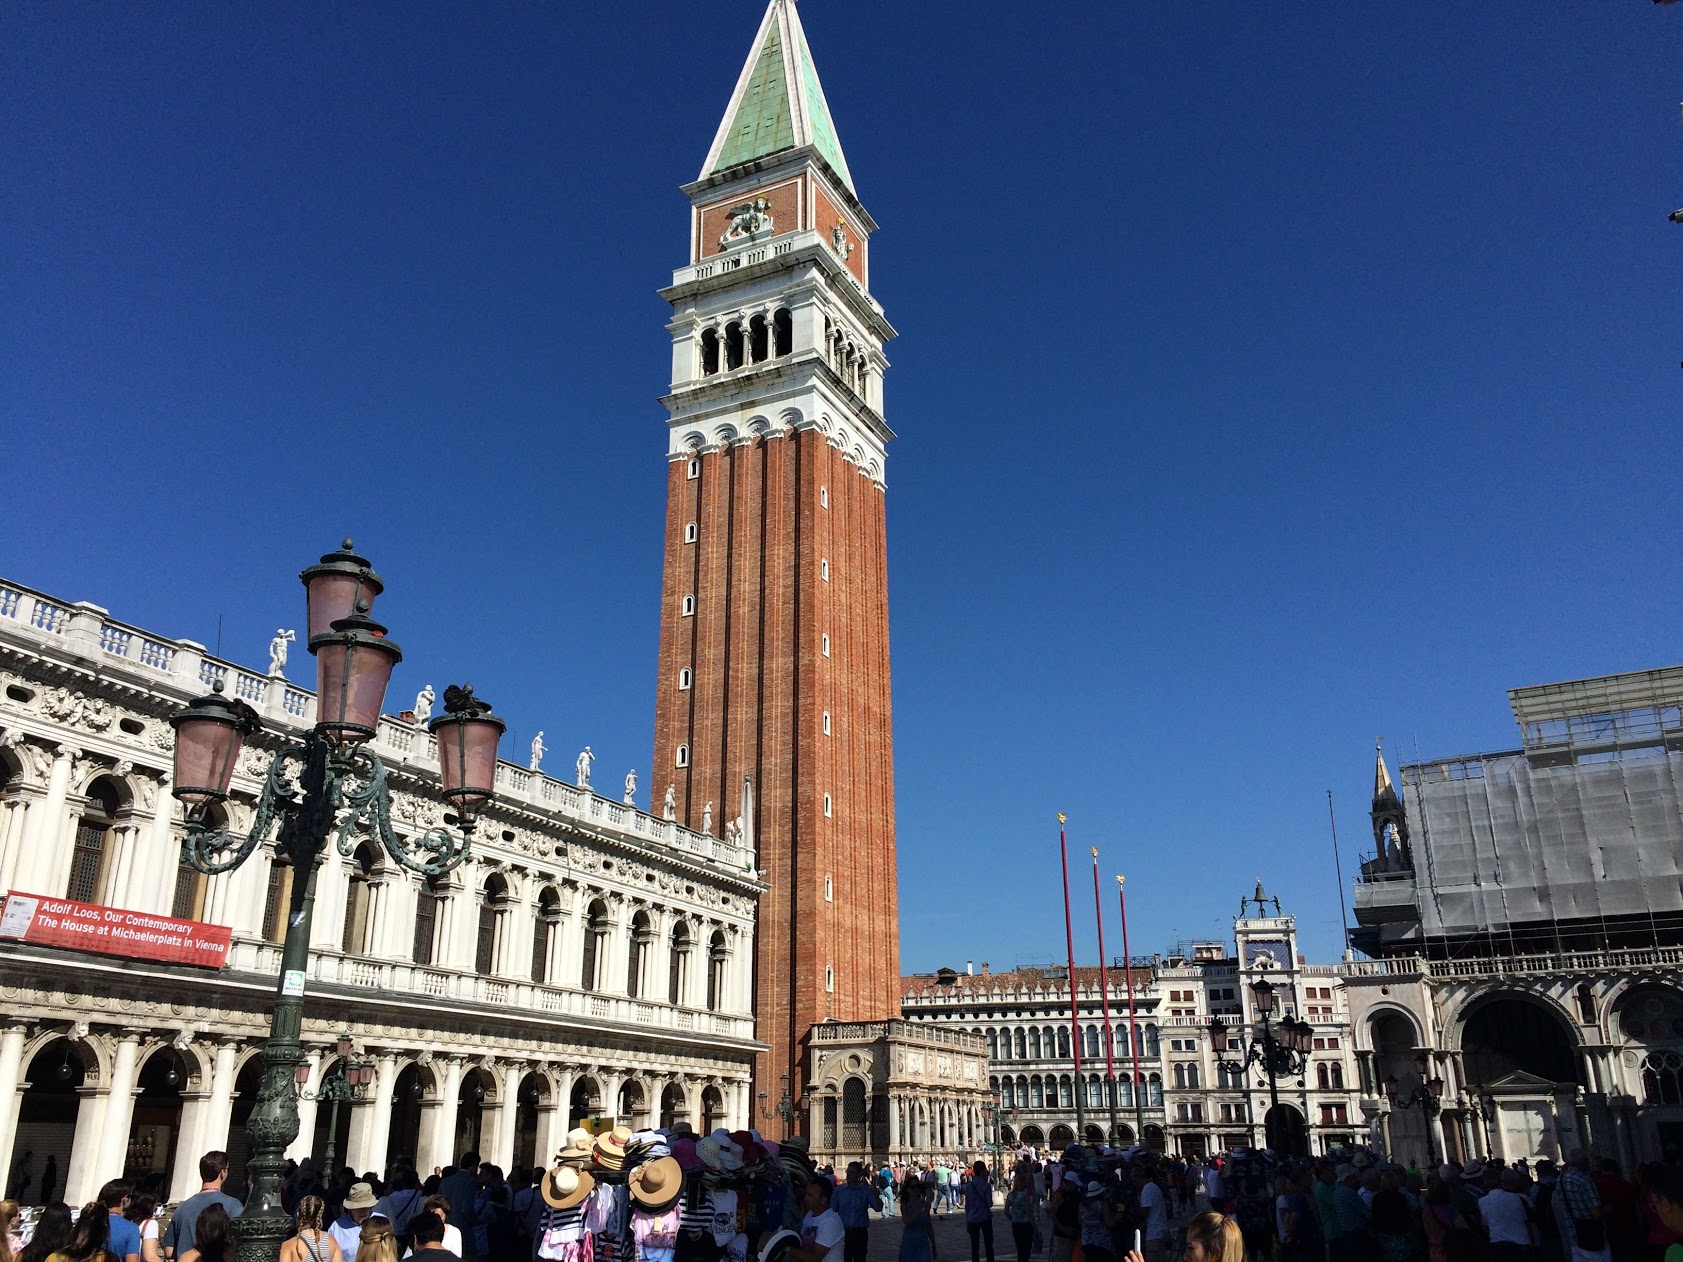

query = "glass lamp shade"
[
  {"left": 430, "top": 703, "right": 506, "bottom": 820},
  {"left": 1428, "top": 1076, "right": 1446, "bottom": 1099},
  {"left": 1207, "top": 1016, "right": 1228, "bottom": 1043},
  {"left": 335, "top": 1034, "right": 354, "bottom": 1059},
  {"left": 170, "top": 685, "right": 261, "bottom": 807},
  {"left": 311, "top": 615, "right": 402, "bottom": 744},
  {"left": 1250, "top": 978, "right": 1277, "bottom": 1015},
  {"left": 294, "top": 1063, "right": 312, "bottom": 1087},
  {"left": 300, "top": 540, "right": 384, "bottom": 642},
  {"left": 1383, "top": 1074, "right": 1400, "bottom": 1097}
]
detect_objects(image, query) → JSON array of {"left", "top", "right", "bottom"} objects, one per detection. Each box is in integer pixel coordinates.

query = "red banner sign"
[{"left": 0, "top": 893, "right": 231, "bottom": 968}]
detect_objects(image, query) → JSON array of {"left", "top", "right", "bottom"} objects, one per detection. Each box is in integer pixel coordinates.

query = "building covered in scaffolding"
[{"left": 1342, "top": 667, "right": 1683, "bottom": 1171}]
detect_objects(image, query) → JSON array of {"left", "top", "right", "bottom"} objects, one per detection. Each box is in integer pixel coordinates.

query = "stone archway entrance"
[
  {"left": 1047, "top": 1123, "right": 1074, "bottom": 1150},
  {"left": 128, "top": 1048, "right": 190, "bottom": 1191},
  {"left": 1263, "top": 1103, "right": 1308, "bottom": 1157},
  {"left": 14, "top": 1038, "right": 86, "bottom": 1206},
  {"left": 387, "top": 1064, "right": 429, "bottom": 1168}
]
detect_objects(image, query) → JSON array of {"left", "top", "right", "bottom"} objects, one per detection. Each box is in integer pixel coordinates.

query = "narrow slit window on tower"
[
  {"left": 823, "top": 793, "right": 833, "bottom": 817},
  {"left": 825, "top": 964, "right": 835, "bottom": 993},
  {"left": 774, "top": 308, "right": 792, "bottom": 357},
  {"left": 701, "top": 328, "right": 720, "bottom": 376},
  {"left": 822, "top": 711, "right": 831, "bottom": 736},
  {"left": 821, "top": 633, "right": 831, "bottom": 657},
  {"left": 820, "top": 486, "right": 829, "bottom": 509},
  {"left": 681, "top": 594, "right": 695, "bottom": 616},
  {"left": 687, "top": 457, "right": 700, "bottom": 479},
  {"left": 824, "top": 875, "right": 834, "bottom": 902},
  {"left": 820, "top": 559, "right": 829, "bottom": 581},
  {"left": 675, "top": 744, "right": 689, "bottom": 768},
  {"left": 678, "top": 668, "right": 692, "bottom": 691},
  {"left": 684, "top": 522, "right": 698, "bottom": 543}
]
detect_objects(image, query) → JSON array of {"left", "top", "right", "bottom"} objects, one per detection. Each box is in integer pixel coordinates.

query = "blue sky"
[{"left": 5, "top": 4, "right": 1680, "bottom": 974}]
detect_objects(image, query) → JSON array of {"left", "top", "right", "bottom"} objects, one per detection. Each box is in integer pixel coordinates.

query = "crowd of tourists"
[{"left": 3, "top": 1139, "right": 1682, "bottom": 1262}]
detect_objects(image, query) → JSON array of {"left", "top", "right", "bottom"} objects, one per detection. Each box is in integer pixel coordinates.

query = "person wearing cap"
[{"left": 329, "top": 1183, "right": 382, "bottom": 1261}]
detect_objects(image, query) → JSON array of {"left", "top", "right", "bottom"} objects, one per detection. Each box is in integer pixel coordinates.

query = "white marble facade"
[{"left": 0, "top": 579, "right": 763, "bottom": 1206}]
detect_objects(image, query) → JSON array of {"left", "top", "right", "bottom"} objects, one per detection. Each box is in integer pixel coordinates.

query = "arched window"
[
  {"left": 531, "top": 886, "right": 560, "bottom": 983},
  {"left": 476, "top": 873, "right": 509, "bottom": 975},
  {"left": 69, "top": 778, "right": 121, "bottom": 904},
  {"left": 1084, "top": 1026, "right": 1100, "bottom": 1058},
  {"left": 1057, "top": 1028, "right": 1070, "bottom": 1058},
  {"left": 1043, "top": 1027, "right": 1056, "bottom": 1058},
  {"left": 706, "top": 930, "right": 728, "bottom": 1011},
  {"left": 773, "top": 308, "right": 792, "bottom": 357},
  {"left": 342, "top": 843, "right": 378, "bottom": 955},
  {"left": 1331, "top": 1063, "right": 1344, "bottom": 1089},
  {"left": 1060, "top": 1076, "right": 1073, "bottom": 1108},
  {"left": 675, "top": 744, "right": 689, "bottom": 768},
  {"left": 1643, "top": 1051, "right": 1683, "bottom": 1106},
  {"left": 681, "top": 595, "right": 695, "bottom": 617},
  {"left": 684, "top": 522, "right": 698, "bottom": 544},
  {"left": 1173, "top": 1064, "right": 1186, "bottom": 1089},
  {"left": 414, "top": 873, "right": 447, "bottom": 966},
  {"left": 701, "top": 328, "right": 720, "bottom": 376},
  {"left": 1086, "top": 1075, "right": 1102, "bottom": 1108},
  {"left": 580, "top": 900, "right": 607, "bottom": 991},
  {"left": 1014, "top": 1029, "right": 1027, "bottom": 1060},
  {"left": 1144, "top": 1024, "right": 1160, "bottom": 1056},
  {"left": 627, "top": 910, "right": 653, "bottom": 998},
  {"left": 1316, "top": 1064, "right": 1330, "bottom": 1089},
  {"left": 987, "top": 1030, "right": 999, "bottom": 1060},
  {"left": 997, "top": 1031, "right": 1011, "bottom": 1062},
  {"left": 724, "top": 322, "right": 744, "bottom": 370},
  {"left": 1118, "top": 1076, "right": 1132, "bottom": 1107},
  {"left": 1148, "top": 1073, "right": 1163, "bottom": 1106},
  {"left": 1186, "top": 1063, "right": 1200, "bottom": 1089},
  {"left": 172, "top": 800, "right": 221, "bottom": 919},
  {"left": 669, "top": 920, "right": 692, "bottom": 1005},
  {"left": 842, "top": 1077, "right": 867, "bottom": 1149},
  {"left": 261, "top": 851, "right": 294, "bottom": 944},
  {"left": 1030, "top": 1077, "right": 1044, "bottom": 1108},
  {"left": 678, "top": 668, "right": 692, "bottom": 691},
  {"left": 1029, "top": 1029, "right": 1041, "bottom": 1059},
  {"left": 749, "top": 314, "right": 769, "bottom": 363},
  {"left": 1001, "top": 1078, "right": 1014, "bottom": 1108}
]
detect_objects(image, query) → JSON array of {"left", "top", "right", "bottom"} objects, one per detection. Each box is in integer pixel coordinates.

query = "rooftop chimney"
[{"left": 981, "top": 962, "right": 990, "bottom": 976}]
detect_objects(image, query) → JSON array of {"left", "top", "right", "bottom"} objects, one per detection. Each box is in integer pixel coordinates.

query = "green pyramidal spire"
[{"left": 702, "top": 0, "right": 855, "bottom": 196}]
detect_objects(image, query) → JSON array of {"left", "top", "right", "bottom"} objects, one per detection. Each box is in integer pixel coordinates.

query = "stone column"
[
  {"left": 357, "top": 1055, "right": 398, "bottom": 1179},
  {"left": 286, "top": 1052, "right": 323, "bottom": 1162},
  {"left": 0, "top": 1026, "right": 29, "bottom": 1180},
  {"left": 422, "top": 1060, "right": 463, "bottom": 1173},
  {"left": 552, "top": 1070, "right": 575, "bottom": 1136},
  {"left": 491, "top": 1063, "right": 522, "bottom": 1174},
  {"left": 91, "top": 1034, "right": 143, "bottom": 1197},
  {"left": 19, "top": 747, "right": 79, "bottom": 893},
  {"left": 65, "top": 1081, "right": 107, "bottom": 1206},
  {"left": 139, "top": 793, "right": 179, "bottom": 916}
]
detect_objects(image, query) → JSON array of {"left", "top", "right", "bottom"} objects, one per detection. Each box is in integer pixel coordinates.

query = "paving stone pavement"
[{"left": 853, "top": 1190, "right": 1207, "bottom": 1262}]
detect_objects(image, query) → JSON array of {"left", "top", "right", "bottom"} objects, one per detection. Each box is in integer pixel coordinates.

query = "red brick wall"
[{"left": 650, "top": 429, "right": 898, "bottom": 1109}]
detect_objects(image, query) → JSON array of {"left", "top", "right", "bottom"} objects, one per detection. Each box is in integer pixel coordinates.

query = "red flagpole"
[
  {"left": 1092, "top": 848, "right": 1119, "bottom": 1140},
  {"left": 1117, "top": 874, "right": 1144, "bottom": 1134},
  {"left": 1059, "top": 814, "right": 1086, "bottom": 1137}
]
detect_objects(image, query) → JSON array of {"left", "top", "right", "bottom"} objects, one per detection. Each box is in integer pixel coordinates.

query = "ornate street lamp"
[
  {"left": 1209, "top": 978, "right": 1314, "bottom": 1153},
  {"left": 294, "top": 1034, "right": 376, "bottom": 1176},
  {"left": 1384, "top": 1051, "right": 1446, "bottom": 1161},
  {"left": 756, "top": 1073, "right": 811, "bottom": 1139},
  {"left": 171, "top": 541, "right": 502, "bottom": 1262}
]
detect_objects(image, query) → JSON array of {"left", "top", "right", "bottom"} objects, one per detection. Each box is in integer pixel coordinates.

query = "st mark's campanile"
[{"left": 651, "top": 0, "right": 900, "bottom": 1114}]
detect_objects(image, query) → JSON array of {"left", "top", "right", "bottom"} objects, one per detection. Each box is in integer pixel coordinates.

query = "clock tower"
[{"left": 650, "top": 0, "right": 901, "bottom": 1110}]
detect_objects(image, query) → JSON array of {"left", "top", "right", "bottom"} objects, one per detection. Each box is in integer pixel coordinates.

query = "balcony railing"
[
  {"left": 0, "top": 576, "right": 759, "bottom": 881},
  {"left": 224, "top": 935, "right": 756, "bottom": 1040}
]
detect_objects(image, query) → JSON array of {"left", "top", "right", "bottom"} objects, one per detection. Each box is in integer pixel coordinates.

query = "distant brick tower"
[{"left": 651, "top": 0, "right": 899, "bottom": 1113}]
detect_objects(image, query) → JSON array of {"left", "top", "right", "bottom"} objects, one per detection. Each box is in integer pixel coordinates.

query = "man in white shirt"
[
  {"left": 1133, "top": 1166, "right": 1171, "bottom": 1262},
  {"left": 1474, "top": 1170, "right": 1533, "bottom": 1258},
  {"left": 791, "top": 1178, "right": 846, "bottom": 1262}
]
